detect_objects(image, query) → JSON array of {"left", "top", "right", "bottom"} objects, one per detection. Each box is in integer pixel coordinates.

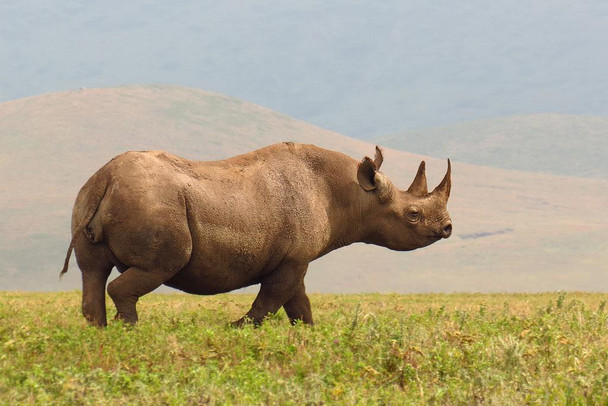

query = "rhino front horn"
[{"left": 432, "top": 159, "right": 451, "bottom": 200}]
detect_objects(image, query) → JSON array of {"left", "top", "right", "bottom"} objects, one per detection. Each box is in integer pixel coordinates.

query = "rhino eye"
[{"left": 407, "top": 209, "right": 420, "bottom": 222}]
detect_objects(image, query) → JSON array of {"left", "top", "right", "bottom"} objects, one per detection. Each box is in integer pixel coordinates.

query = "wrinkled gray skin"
[{"left": 61, "top": 142, "right": 452, "bottom": 327}]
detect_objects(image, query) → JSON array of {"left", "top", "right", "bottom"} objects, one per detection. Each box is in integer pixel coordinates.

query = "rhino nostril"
[{"left": 442, "top": 223, "right": 452, "bottom": 238}]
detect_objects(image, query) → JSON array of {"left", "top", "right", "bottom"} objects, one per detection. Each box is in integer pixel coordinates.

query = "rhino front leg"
[
  {"left": 283, "top": 283, "right": 313, "bottom": 325},
  {"left": 233, "top": 263, "right": 309, "bottom": 327}
]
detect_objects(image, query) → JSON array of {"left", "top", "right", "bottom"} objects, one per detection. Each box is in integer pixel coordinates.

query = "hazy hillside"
[
  {"left": 1, "top": 86, "right": 607, "bottom": 293},
  {"left": 376, "top": 114, "right": 608, "bottom": 178},
  {"left": 2, "top": 1, "right": 608, "bottom": 137}
]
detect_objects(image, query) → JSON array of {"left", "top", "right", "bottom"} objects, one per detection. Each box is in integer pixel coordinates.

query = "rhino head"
[{"left": 357, "top": 146, "right": 452, "bottom": 251}]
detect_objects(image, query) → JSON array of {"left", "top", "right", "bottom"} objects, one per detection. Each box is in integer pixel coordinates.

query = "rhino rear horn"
[
  {"left": 407, "top": 161, "right": 428, "bottom": 196},
  {"left": 432, "top": 159, "right": 451, "bottom": 200}
]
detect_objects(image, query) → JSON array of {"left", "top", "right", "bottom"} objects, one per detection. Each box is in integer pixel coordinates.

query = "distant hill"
[
  {"left": 375, "top": 114, "right": 608, "bottom": 178},
  {"left": 1, "top": 85, "right": 607, "bottom": 293}
]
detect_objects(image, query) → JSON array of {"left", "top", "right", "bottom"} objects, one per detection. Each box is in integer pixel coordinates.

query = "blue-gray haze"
[{"left": 1, "top": 0, "right": 607, "bottom": 138}]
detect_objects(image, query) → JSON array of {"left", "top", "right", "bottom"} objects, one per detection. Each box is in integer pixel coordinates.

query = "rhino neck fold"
[{"left": 319, "top": 191, "right": 378, "bottom": 257}]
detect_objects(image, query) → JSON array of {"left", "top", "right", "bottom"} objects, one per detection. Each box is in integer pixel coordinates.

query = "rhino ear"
[
  {"left": 407, "top": 161, "right": 428, "bottom": 197},
  {"left": 357, "top": 157, "right": 377, "bottom": 191},
  {"left": 357, "top": 147, "right": 383, "bottom": 191},
  {"left": 432, "top": 159, "right": 451, "bottom": 200},
  {"left": 357, "top": 155, "right": 394, "bottom": 202},
  {"left": 373, "top": 146, "right": 384, "bottom": 170}
]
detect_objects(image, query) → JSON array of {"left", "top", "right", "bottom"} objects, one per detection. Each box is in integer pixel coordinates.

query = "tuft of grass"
[{"left": 1, "top": 291, "right": 608, "bottom": 404}]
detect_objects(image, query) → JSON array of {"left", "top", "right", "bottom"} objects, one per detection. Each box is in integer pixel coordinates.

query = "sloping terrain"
[
  {"left": 376, "top": 114, "right": 608, "bottom": 178},
  {"left": 1, "top": 85, "right": 606, "bottom": 292}
]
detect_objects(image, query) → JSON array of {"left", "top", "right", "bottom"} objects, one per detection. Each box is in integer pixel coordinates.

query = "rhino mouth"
[{"left": 417, "top": 234, "right": 441, "bottom": 247}]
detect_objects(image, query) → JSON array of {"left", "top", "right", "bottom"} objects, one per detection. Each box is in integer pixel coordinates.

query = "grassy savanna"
[{"left": 2, "top": 292, "right": 608, "bottom": 404}]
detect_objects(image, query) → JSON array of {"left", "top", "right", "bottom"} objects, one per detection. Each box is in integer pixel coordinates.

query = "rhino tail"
[
  {"left": 60, "top": 243, "right": 74, "bottom": 279},
  {"left": 60, "top": 173, "right": 109, "bottom": 279}
]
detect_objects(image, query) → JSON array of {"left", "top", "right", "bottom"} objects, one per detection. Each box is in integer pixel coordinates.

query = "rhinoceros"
[{"left": 61, "top": 142, "right": 452, "bottom": 326}]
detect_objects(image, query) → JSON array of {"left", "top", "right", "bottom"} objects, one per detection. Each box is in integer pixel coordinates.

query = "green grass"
[{"left": 1, "top": 292, "right": 608, "bottom": 405}]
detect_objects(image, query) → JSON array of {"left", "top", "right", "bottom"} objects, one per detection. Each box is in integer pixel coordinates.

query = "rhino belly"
[{"left": 164, "top": 263, "right": 265, "bottom": 295}]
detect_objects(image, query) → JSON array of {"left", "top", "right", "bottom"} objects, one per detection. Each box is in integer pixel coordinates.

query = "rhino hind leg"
[
  {"left": 74, "top": 235, "right": 114, "bottom": 327},
  {"left": 107, "top": 266, "right": 178, "bottom": 325},
  {"left": 82, "top": 268, "right": 113, "bottom": 326},
  {"left": 102, "top": 206, "right": 193, "bottom": 324},
  {"left": 232, "top": 263, "right": 309, "bottom": 327},
  {"left": 283, "top": 283, "right": 313, "bottom": 325}
]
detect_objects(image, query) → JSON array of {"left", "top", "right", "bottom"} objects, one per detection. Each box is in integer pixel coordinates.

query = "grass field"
[{"left": 1, "top": 291, "right": 608, "bottom": 404}]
